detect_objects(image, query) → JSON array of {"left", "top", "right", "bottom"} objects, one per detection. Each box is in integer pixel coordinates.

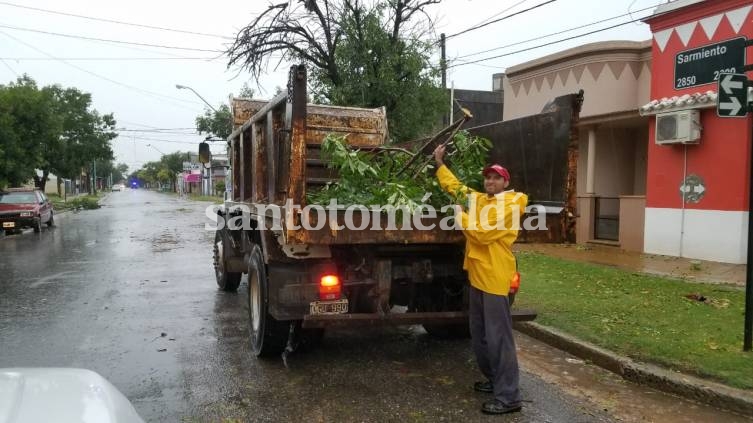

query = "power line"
[
  {"left": 115, "top": 135, "right": 203, "bottom": 145},
  {"left": 466, "top": 0, "right": 530, "bottom": 30},
  {"left": 117, "top": 130, "right": 201, "bottom": 136},
  {"left": 0, "top": 56, "right": 217, "bottom": 61},
  {"left": 446, "top": 0, "right": 557, "bottom": 39},
  {"left": 116, "top": 127, "right": 198, "bottom": 132},
  {"left": 0, "top": 30, "right": 205, "bottom": 111},
  {"left": 456, "top": 2, "right": 662, "bottom": 59},
  {"left": 0, "top": 1, "right": 235, "bottom": 40},
  {"left": 0, "top": 22, "right": 226, "bottom": 53},
  {"left": 0, "top": 57, "right": 18, "bottom": 77},
  {"left": 447, "top": 15, "right": 651, "bottom": 69}
]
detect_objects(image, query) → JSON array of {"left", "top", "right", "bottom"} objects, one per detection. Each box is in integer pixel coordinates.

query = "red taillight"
[
  {"left": 509, "top": 272, "right": 521, "bottom": 295},
  {"left": 319, "top": 275, "right": 341, "bottom": 300}
]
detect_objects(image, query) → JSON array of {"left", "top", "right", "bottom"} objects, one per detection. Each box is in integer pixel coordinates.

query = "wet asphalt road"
[{"left": 0, "top": 190, "right": 744, "bottom": 422}]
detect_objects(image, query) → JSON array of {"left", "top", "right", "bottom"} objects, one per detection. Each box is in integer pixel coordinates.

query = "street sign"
[
  {"left": 717, "top": 73, "right": 748, "bottom": 118},
  {"left": 675, "top": 37, "right": 746, "bottom": 90},
  {"left": 679, "top": 174, "right": 706, "bottom": 203},
  {"left": 183, "top": 161, "right": 200, "bottom": 171}
]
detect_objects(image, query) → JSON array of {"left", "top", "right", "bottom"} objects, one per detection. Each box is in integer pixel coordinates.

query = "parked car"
[
  {"left": 0, "top": 188, "right": 54, "bottom": 235},
  {"left": 0, "top": 368, "right": 145, "bottom": 423}
]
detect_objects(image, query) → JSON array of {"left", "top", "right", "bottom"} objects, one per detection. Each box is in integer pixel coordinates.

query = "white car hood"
[{"left": 0, "top": 368, "right": 144, "bottom": 423}]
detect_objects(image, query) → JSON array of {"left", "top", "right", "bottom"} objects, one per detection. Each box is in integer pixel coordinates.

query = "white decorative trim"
[
  {"left": 639, "top": 91, "right": 718, "bottom": 115},
  {"left": 640, "top": 87, "right": 753, "bottom": 115},
  {"left": 653, "top": 28, "right": 673, "bottom": 52},
  {"left": 725, "top": 5, "right": 752, "bottom": 34},
  {"left": 651, "top": 5, "right": 751, "bottom": 53},
  {"left": 699, "top": 13, "right": 723, "bottom": 40},
  {"left": 675, "top": 21, "right": 697, "bottom": 47}
]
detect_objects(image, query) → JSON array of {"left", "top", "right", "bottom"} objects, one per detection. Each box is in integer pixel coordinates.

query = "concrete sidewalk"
[{"left": 515, "top": 243, "right": 745, "bottom": 287}]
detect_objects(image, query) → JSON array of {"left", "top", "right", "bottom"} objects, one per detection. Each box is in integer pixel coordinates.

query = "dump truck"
[{"left": 212, "top": 65, "right": 571, "bottom": 358}]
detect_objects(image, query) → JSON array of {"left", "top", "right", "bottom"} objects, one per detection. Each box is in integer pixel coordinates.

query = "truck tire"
[
  {"left": 247, "top": 245, "right": 288, "bottom": 357},
  {"left": 214, "top": 230, "right": 241, "bottom": 292}
]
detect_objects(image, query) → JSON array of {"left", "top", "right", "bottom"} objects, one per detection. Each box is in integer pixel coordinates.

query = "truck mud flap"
[{"left": 301, "top": 309, "right": 537, "bottom": 328}]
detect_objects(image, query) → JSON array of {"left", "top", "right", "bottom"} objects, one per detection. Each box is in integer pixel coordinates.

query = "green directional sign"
[{"left": 717, "top": 73, "right": 748, "bottom": 118}]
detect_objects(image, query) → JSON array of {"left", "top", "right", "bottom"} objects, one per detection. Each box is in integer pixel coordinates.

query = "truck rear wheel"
[
  {"left": 214, "top": 230, "right": 241, "bottom": 292},
  {"left": 247, "top": 245, "right": 288, "bottom": 357}
]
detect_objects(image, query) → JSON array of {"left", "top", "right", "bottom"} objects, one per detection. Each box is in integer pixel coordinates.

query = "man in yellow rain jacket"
[{"left": 434, "top": 144, "right": 528, "bottom": 415}]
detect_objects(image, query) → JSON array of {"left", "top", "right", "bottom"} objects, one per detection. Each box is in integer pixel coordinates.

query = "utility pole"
[
  {"left": 440, "top": 33, "right": 447, "bottom": 89},
  {"left": 440, "top": 33, "right": 447, "bottom": 126},
  {"left": 719, "top": 42, "right": 753, "bottom": 350},
  {"left": 93, "top": 160, "right": 97, "bottom": 195}
]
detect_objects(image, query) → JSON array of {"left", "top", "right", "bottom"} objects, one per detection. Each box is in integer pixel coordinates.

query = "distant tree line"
[
  {"left": 130, "top": 151, "right": 190, "bottom": 191},
  {"left": 0, "top": 75, "right": 126, "bottom": 193}
]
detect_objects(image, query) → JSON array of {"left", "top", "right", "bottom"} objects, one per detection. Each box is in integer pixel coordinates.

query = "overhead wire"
[
  {"left": 456, "top": 2, "right": 663, "bottom": 59},
  {"left": 0, "top": 30, "right": 206, "bottom": 112},
  {"left": 0, "top": 1, "right": 236, "bottom": 40},
  {"left": 0, "top": 22, "right": 226, "bottom": 53},
  {"left": 447, "top": 14, "right": 655, "bottom": 69},
  {"left": 116, "top": 127, "right": 198, "bottom": 132},
  {"left": 464, "top": 0, "right": 530, "bottom": 30},
  {"left": 115, "top": 135, "right": 205, "bottom": 145},
  {"left": 0, "top": 57, "right": 18, "bottom": 77},
  {"left": 445, "top": 0, "right": 557, "bottom": 39},
  {"left": 0, "top": 57, "right": 218, "bottom": 61}
]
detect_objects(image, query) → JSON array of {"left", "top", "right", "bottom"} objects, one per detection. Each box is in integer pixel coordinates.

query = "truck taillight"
[
  {"left": 319, "top": 275, "right": 341, "bottom": 300},
  {"left": 509, "top": 271, "right": 521, "bottom": 295}
]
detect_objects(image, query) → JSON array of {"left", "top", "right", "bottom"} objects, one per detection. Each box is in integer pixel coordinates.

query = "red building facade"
[{"left": 643, "top": 0, "right": 753, "bottom": 263}]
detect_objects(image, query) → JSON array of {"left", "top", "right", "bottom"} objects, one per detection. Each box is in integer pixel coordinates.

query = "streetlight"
[{"left": 175, "top": 84, "right": 218, "bottom": 113}]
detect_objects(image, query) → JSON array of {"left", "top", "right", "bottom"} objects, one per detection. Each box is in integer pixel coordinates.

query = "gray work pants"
[{"left": 469, "top": 285, "right": 521, "bottom": 406}]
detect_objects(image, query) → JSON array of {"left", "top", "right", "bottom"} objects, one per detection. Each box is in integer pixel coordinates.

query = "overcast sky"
[{"left": 0, "top": 0, "right": 659, "bottom": 173}]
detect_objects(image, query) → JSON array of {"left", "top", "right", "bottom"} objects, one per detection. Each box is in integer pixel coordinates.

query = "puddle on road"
[
  {"left": 151, "top": 230, "right": 180, "bottom": 253},
  {"left": 516, "top": 333, "right": 752, "bottom": 423}
]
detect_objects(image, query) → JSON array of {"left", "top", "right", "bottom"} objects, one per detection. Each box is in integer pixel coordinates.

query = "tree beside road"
[
  {"left": 0, "top": 75, "right": 118, "bottom": 193},
  {"left": 226, "top": 0, "right": 447, "bottom": 142}
]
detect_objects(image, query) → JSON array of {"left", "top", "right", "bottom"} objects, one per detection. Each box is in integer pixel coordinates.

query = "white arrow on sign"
[
  {"left": 719, "top": 96, "right": 742, "bottom": 115},
  {"left": 721, "top": 73, "right": 744, "bottom": 95}
]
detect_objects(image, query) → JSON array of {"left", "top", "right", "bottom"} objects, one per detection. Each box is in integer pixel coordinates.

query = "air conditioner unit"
[{"left": 655, "top": 110, "right": 701, "bottom": 145}]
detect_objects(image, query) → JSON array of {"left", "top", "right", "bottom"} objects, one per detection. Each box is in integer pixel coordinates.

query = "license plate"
[
  {"left": 309, "top": 299, "right": 348, "bottom": 315},
  {"left": 2, "top": 222, "right": 14, "bottom": 228}
]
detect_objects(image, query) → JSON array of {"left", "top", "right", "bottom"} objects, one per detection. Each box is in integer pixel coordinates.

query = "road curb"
[{"left": 514, "top": 321, "right": 753, "bottom": 417}]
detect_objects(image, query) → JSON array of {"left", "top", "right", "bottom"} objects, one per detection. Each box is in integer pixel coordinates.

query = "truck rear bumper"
[{"left": 301, "top": 309, "right": 537, "bottom": 328}]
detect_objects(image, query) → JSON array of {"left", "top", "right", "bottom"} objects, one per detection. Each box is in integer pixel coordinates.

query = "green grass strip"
[{"left": 514, "top": 251, "right": 751, "bottom": 389}]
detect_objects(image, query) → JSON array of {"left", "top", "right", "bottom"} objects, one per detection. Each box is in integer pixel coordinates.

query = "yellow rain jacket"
[{"left": 436, "top": 165, "right": 528, "bottom": 296}]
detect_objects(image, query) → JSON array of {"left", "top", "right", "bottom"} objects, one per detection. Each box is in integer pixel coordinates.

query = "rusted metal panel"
[
  {"left": 564, "top": 91, "right": 584, "bottom": 243},
  {"left": 252, "top": 119, "right": 267, "bottom": 203},
  {"left": 232, "top": 138, "right": 241, "bottom": 202},
  {"left": 467, "top": 92, "right": 584, "bottom": 244},
  {"left": 288, "top": 211, "right": 465, "bottom": 245},
  {"left": 238, "top": 130, "right": 247, "bottom": 201},
  {"left": 301, "top": 309, "right": 537, "bottom": 328},
  {"left": 266, "top": 110, "right": 277, "bottom": 202},
  {"left": 232, "top": 99, "right": 387, "bottom": 147},
  {"left": 243, "top": 128, "right": 254, "bottom": 201},
  {"left": 287, "top": 64, "right": 308, "bottom": 214},
  {"left": 232, "top": 99, "right": 267, "bottom": 128},
  {"left": 305, "top": 105, "right": 387, "bottom": 147}
]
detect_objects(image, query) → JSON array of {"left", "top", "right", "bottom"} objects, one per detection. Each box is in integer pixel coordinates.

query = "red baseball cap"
[{"left": 482, "top": 164, "right": 510, "bottom": 181}]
